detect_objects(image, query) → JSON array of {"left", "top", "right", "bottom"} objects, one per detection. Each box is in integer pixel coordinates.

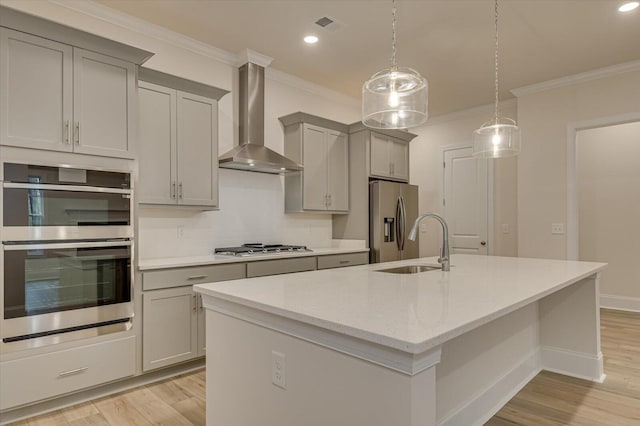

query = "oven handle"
[
  {"left": 3, "top": 240, "right": 132, "bottom": 251},
  {"left": 3, "top": 182, "right": 131, "bottom": 195}
]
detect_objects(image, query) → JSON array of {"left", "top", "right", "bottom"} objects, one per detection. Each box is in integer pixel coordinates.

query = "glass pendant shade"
[
  {"left": 472, "top": 118, "right": 521, "bottom": 158},
  {"left": 362, "top": 67, "right": 428, "bottom": 129}
]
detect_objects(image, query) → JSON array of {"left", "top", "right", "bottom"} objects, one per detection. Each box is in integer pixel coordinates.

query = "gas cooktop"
[{"left": 214, "top": 243, "right": 311, "bottom": 257}]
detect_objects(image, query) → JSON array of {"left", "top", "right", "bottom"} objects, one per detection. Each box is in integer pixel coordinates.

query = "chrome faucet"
[{"left": 408, "top": 213, "right": 450, "bottom": 271}]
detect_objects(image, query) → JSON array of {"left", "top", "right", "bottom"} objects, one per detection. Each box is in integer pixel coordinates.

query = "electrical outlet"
[
  {"left": 420, "top": 223, "right": 428, "bottom": 233},
  {"left": 177, "top": 225, "right": 184, "bottom": 238},
  {"left": 501, "top": 224, "right": 510, "bottom": 234},
  {"left": 271, "top": 351, "right": 286, "bottom": 389},
  {"left": 551, "top": 223, "right": 565, "bottom": 235}
]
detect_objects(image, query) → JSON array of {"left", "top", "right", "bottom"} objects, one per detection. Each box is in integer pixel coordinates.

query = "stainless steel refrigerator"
[{"left": 370, "top": 180, "right": 419, "bottom": 263}]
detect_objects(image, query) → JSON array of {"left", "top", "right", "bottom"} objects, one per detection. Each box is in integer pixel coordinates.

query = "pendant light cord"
[
  {"left": 494, "top": 0, "right": 500, "bottom": 123},
  {"left": 391, "top": 0, "right": 397, "bottom": 71}
]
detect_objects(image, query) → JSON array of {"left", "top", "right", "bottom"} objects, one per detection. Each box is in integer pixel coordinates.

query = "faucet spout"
[{"left": 408, "top": 213, "right": 450, "bottom": 271}]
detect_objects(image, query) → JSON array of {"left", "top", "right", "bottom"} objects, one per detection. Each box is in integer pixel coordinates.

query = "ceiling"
[{"left": 97, "top": 0, "right": 640, "bottom": 117}]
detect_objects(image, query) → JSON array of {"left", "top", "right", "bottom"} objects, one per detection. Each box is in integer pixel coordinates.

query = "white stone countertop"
[
  {"left": 138, "top": 246, "right": 369, "bottom": 270},
  {"left": 195, "top": 254, "right": 606, "bottom": 354}
]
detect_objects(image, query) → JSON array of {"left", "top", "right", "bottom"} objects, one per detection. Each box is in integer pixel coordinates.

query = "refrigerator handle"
[
  {"left": 399, "top": 196, "right": 407, "bottom": 251},
  {"left": 396, "top": 197, "right": 403, "bottom": 251}
]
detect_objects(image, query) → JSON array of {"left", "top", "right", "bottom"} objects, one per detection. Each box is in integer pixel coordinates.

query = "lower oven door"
[{"left": 1, "top": 240, "right": 133, "bottom": 340}]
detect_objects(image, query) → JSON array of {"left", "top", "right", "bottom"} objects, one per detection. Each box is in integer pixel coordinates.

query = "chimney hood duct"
[{"left": 219, "top": 62, "right": 303, "bottom": 174}]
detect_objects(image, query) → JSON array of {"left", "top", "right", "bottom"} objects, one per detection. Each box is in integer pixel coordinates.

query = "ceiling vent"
[{"left": 314, "top": 16, "right": 343, "bottom": 32}]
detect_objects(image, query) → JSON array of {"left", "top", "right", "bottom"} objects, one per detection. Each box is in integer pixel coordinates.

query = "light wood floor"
[{"left": 9, "top": 309, "right": 640, "bottom": 425}]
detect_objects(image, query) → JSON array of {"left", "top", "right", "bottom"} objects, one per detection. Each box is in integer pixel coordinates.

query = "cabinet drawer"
[
  {"left": 247, "top": 256, "right": 317, "bottom": 278},
  {"left": 143, "top": 263, "right": 246, "bottom": 290},
  {"left": 317, "top": 252, "right": 369, "bottom": 270},
  {"left": 0, "top": 336, "right": 135, "bottom": 410}
]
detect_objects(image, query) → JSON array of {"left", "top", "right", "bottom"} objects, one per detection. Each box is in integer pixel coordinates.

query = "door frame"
[
  {"left": 566, "top": 112, "right": 640, "bottom": 260},
  {"left": 441, "top": 143, "right": 494, "bottom": 255}
]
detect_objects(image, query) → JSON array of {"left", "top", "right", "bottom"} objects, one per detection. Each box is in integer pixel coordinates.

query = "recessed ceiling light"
[
  {"left": 303, "top": 35, "right": 319, "bottom": 44},
  {"left": 618, "top": 2, "right": 639, "bottom": 12}
]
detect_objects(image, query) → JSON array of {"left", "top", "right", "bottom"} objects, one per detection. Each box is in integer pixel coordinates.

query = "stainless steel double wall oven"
[{"left": 1, "top": 163, "right": 134, "bottom": 350}]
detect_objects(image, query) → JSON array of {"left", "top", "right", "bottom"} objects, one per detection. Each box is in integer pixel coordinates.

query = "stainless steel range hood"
[{"left": 219, "top": 62, "right": 303, "bottom": 174}]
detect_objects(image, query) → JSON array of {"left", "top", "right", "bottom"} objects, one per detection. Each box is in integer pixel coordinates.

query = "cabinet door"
[
  {"left": 370, "top": 133, "right": 391, "bottom": 178},
  {"left": 197, "top": 294, "right": 206, "bottom": 357},
  {"left": 72, "top": 48, "right": 135, "bottom": 158},
  {"left": 138, "top": 82, "right": 177, "bottom": 204},
  {"left": 327, "top": 130, "right": 349, "bottom": 211},
  {"left": 390, "top": 140, "right": 409, "bottom": 181},
  {"left": 0, "top": 28, "right": 72, "bottom": 151},
  {"left": 176, "top": 91, "right": 218, "bottom": 207},
  {"left": 302, "top": 124, "right": 329, "bottom": 210},
  {"left": 142, "top": 287, "right": 198, "bottom": 371}
]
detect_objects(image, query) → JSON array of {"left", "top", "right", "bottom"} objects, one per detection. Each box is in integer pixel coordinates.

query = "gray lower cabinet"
[
  {"left": 141, "top": 252, "right": 367, "bottom": 371},
  {"left": 137, "top": 71, "right": 228, "bottom": 209},
  {"left": 279, "top": 113, "right": 349, "bottom": 213},
  {"left": 0, "top": 28, "right": 137, "bottom": 158},
  {"left": 141, "top": 263, "right": 245, "bottom": 371}
]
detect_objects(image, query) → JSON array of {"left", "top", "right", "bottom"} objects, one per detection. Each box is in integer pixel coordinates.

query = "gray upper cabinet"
[
  {"left": 137, "top": 69, "right": 228, "bottom": 209},
  {"left": 370, "top": 133, "right": 410, "bottom": 182},
  {"left": 280, "top": 113, "right": 349, "bottom": 214},
  {"left": 0, "top": 28, "right": 138, "bottom": 158}
]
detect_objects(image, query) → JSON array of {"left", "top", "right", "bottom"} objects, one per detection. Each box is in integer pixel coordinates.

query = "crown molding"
[
  {"left": 424, "top": 98, "right": 517, "bottom": 127},
  {"left": 49, "top": 0, "right": 238, "bottom": 65},
  {"left": 266, "top": 67, "right": 360, "bottom": 108},
  {"left": 236, "top": 49, "right": 273, "bottom": 68},
  {"left": 48, "top": 0, "right": 359, "bottom": 108},
  {"left": 511, "top": 60, "right": 640, "bottom": 97}
]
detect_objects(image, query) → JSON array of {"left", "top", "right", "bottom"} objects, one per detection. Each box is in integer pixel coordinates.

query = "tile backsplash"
[{"left": 138, "top": 169, "right": 333, "bottom": 259}]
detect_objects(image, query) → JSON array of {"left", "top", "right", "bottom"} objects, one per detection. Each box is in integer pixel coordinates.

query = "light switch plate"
[
  {"left": 551, "top": 223, "right": 565, "bottom": 235},
  {"left": 501, "top": 224, "right": 509, "bottom": 234}
]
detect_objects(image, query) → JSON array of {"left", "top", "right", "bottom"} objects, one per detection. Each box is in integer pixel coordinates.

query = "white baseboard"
[
  {"left": 600, "top": 294, "right": 640, "bottom": 312},
  {"left": 541, "top": 346, "right": 605, "bottom": 383},
  {"left": 438, "top": 350, "right": 541, "bottom": 426}
]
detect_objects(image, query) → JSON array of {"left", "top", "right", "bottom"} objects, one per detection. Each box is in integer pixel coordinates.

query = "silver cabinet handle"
[
  {"left": 339, "top": 260, "right": 350, "bottom": 264},
  {"left": 193, "top": 294, "right": 197, "bottom": 312},
  {"left": 199, "top": 294, "right": 204, "bottom": 311},
  {"left": 327, "top": 194, "right": 332, "bottom": 207},
  {"left": 74, "top": 122, "right": 80, "bottom": 145},
  {"left": 171, "top": 181, "right": 176, "bottom": 199},
  {"left": 178, "top": 182, "right": 183, "bottom": 199},
  {"left": 59, "top": 366, "right": 88, "bottom": 377},
  {"left": 64, "top": 120, "right": 70, "bottom": 144},
  {"left": 187, "top": 275, "right": 208, "bottom": 280},
  {"left": 481, "top": 241, "right": 487, "bottom": 246}
]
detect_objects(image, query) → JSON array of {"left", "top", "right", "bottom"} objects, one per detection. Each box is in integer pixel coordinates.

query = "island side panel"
[
  {"left": 435, "top": 303, "right": 541, "bottom": 426},
  {"left": 538, "top": 273, "right": 604, "bottom": 381},
  {"left": 205, "top": 311, "right": 437, "bottom": 426}
]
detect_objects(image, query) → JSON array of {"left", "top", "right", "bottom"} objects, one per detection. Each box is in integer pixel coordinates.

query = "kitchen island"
[{"left": 195, "top": 254, "right": 606, "bottom": 426}]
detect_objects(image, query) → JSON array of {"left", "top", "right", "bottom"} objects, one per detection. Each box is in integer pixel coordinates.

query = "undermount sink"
[{"left": 374, "top": 265, "right": 442, "bottom": 274}]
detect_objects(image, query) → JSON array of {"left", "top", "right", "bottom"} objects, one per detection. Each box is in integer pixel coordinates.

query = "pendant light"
[
  {"left": 472, "top": 0, "right": 521, "bottom": 158},
  {"left": 362, "top": 0, "right": 428, "bottom": 129}
]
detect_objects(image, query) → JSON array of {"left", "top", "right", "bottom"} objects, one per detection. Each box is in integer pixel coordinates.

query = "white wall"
[
  {"left": 516, "top": 70, "right": 640, "bottom": 260},
  {"left": 0, "top": 0, "right": 361, "bottom": 258},
  {"left": 577, "top": 121, "right": 640, "bottom": 306},
  {"left": 409, "top": 102, "right": 518, "bottom": 257}
]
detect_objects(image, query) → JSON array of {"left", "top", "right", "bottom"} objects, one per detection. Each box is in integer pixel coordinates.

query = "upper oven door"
[{"left": 2, "top": 163, "right": 132, "bottom": 241}]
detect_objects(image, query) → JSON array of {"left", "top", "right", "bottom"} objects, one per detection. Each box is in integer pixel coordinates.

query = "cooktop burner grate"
[{"left": 214, "top": 243, "right": 311, "bottom": 257}]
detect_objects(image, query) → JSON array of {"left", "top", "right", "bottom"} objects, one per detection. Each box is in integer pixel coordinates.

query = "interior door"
[{"left": 443, "top": 147, "right": 489, "bottom": 254}]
